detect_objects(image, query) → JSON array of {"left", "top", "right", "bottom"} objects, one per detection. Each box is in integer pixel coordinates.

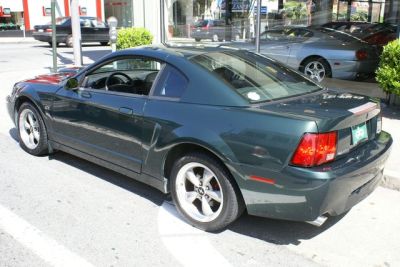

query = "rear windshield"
[{"left": 190, "top": 51, "right": 322, "bottom": 103}]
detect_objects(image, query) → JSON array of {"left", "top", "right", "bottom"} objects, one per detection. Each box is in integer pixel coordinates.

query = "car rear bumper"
[
  {"left": 232, "top": 131, "right": 392, "bottom": 222},
  {"left": 329, "top": 59, "right": 379, "bottom": 80}
]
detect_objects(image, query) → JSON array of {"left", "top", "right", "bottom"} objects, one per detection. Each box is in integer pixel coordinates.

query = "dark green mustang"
[{"left": 6, "top": 45, "right": 392, "bottom": 231}]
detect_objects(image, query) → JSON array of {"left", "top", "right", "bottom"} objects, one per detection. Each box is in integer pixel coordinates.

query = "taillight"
[
  {"left": 45, "top": 29, "right": 52, "bottom": 32},
  {"left": 202, "top": 25, "right": 209, "bottom": 30},
  {"left": 356, "top": 50, "right": 368, "bottom": 60},
  {"left": 291, "top": 132, "right": 337, "bottom": 167}
]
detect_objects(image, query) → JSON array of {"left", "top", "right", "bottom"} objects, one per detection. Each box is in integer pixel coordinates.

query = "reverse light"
[
  {"left": 291, "top": 132, "right": 337, "bottom": 167},
  {"left": 356, "top": 50, "right": 368, "bottom": 60}
]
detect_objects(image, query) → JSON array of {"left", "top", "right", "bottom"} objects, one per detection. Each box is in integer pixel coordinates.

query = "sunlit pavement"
[{"left": 0, "top": 42, "right": 399, "bottom": 267}]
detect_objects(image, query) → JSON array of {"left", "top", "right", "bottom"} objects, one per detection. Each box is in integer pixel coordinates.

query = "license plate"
[
  {"left": 38, "top": 29, "right": 44, "bottom": 32},
  {"left": 351, "top": 122, "right": 368, "bottom": 145}
]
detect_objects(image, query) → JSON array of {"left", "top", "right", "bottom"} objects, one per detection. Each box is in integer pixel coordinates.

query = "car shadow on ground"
[
  {"left": 9, "top": 126, "right": 344, "bottom": 245},
  {"left": 227, "top": 212, "right": 346, "bottom": 245}
]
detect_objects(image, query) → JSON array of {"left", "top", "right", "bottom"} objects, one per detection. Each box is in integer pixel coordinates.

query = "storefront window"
[
  {"left": 104, "top": 0, "right": 133, "bottom": 27},
  {"left": 164, "top": 0, "right": 399, "bottom": 83}
]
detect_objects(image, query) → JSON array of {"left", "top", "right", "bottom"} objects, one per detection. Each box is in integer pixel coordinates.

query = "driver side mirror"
[{"left": 65, "top": 77, "right": 79, "bottom": 90}]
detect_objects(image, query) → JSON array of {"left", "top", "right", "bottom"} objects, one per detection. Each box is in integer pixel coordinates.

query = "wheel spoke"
[
  {"left": 29, "top": 133, "right": 35, "bottom": 145},
  {"left": 201, "top": 197, "right": 213, "bottom": 216},
  {"left": 32, "top": 129, "right": 40, "bottom": 140},
  {"left": 27, "top": 113, "right": 34, "bottom": 126},
  {"left": 186, "top": 191, "right": 198, "bottom": 203},
  {"left": 202, "top": 169, "right": 214, "bottom": 185},
  {"left": 206, "top": 190, "right": 221, "bottom": 203},
  {"left": 24, "top": 120, "right": 30, "bottom": 130},
  {"left": 186, "top": 170, "right": 200, "bottom": 187}
]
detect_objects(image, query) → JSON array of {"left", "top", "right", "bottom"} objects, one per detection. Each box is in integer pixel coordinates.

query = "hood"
[{"left": 24, "top": 70, "right": 77, "bottom": 85}]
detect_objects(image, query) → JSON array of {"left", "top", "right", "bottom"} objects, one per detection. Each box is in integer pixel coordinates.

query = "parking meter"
[{"left": 107, "top": 17, "right": 118, "bottom": 52}]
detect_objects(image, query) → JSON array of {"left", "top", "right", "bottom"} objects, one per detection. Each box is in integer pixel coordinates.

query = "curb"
[{"left": 382, "top": 170, "right": 400, "bottom": 191}]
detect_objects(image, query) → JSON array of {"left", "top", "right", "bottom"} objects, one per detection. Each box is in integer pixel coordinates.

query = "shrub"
[
  {"left": 376, "top": 40, "right": 400, "bottom": 96},
  {"left": 116, "top": 27, "right": 153, "bottom": 50}
]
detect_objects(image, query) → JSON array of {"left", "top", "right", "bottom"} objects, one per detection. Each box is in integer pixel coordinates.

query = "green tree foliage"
[
  {"left": 376, "top": 40, "right": 400, "bottom": 96},
  {"left": 116, "top": 28, "right": 153, "bottom": 50}
]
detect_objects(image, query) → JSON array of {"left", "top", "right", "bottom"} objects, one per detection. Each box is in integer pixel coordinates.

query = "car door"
[
  {"left": 51, "top": 56, "right": 163, "bottom": 173},
  {"left": 90, "top": 18, "right": 109, "bottom": 42},
  {"left": 80, "top": 17, "right": 93, "bottom": 42},
  {"left": 259, "top": 31, "right": 292, "bottom": 64}
]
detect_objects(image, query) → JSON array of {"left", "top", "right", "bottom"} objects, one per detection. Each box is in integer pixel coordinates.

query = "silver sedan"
[{"left": 238, "top": 27, "right": 381, "bottom": 82}]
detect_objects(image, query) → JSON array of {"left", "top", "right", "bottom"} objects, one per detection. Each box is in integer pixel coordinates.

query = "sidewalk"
[{"left": 0, "top": 37, "right": 37, "bottom": 44}]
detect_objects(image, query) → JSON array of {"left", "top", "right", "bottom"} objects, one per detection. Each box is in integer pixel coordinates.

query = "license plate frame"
[{"left": 351, "top": 122, "right": 368, "bottom": 145}]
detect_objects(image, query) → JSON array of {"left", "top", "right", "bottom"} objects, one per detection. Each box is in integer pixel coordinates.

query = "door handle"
[
  {"left": 119, "top": 107, "right": 133, "bottom": 116},
  {"left": 80, "top": 91, "right": 92, "bottom": 98}
]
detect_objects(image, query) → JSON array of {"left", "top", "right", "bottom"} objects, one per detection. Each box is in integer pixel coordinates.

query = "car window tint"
[
  {"left": 190, "top": 51, "right": 321, "bottom": 103},
  {"left": 153, "top": 65, "right": 188, "bottom": 98}
]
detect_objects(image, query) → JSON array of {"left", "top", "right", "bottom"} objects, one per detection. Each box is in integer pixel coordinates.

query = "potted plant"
[{"left": 376, "top": 40, "right": 400, "bottom": 105}]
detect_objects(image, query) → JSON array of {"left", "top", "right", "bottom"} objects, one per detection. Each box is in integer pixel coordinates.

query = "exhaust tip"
[{"left": 306, "top": 215, "right": 328, "bottom": 227}]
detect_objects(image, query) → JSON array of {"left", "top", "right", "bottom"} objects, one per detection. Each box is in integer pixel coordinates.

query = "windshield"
[{"left": 190, "top": 50, "right": 322, "bottom": 103}]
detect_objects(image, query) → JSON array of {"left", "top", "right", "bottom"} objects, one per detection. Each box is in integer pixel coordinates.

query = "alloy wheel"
[
  {"left": 304, "top": 61, "right": 326, "bottom": 82},
  {"left": 175, "top": 162, "right": 223, "bottom": 222},
  {"left": 18, "top": 109, "right": 40, "bottom": 150}
]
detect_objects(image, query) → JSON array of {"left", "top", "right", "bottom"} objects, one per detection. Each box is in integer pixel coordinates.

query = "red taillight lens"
[
  {"left": 45, "top": 29, "right": 52, "bottom": 32},
  {"left": 291, "top": 132, "right": 337, "bottom": 167},
  {"left": 356, "top": 50, "right": 368, "bottom": 60}
]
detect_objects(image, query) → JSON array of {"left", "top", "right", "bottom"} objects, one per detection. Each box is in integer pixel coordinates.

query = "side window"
[
  {"left": 153, "top": 65, "right": 188, "bottom": 99},
  {"left": 84, "top": 57, "right": 162, "bottom": 95}
]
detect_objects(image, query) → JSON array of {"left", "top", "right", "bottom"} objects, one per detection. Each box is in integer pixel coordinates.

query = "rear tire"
[
  {"left": 300, "top": 57, "right": 332, "bottom": 82},
  {"left": 100, "top": 42, "right": 108, "bottom": 46},
  {"left": 17, "top": 102, "right": 49, "bottom": 156},
  {"left": 170, "top": 152, "right": 244, "bottom": 232},
  {"left": 194, "top": 38, "right": 201, "bottom": 42}
]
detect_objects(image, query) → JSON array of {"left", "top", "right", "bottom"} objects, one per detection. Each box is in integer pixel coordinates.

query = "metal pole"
[
  {"left": 160, "top": 0, "right": 165, "bottom": 43},
  {"left": 70, "top": 0, "right": 82, "bottom": 67},
  {"left": 255, "top": 0, "right": 261, "bottom": 53},
  {"left": 51, "top": 0, "right": 57, "bottom": 73}
]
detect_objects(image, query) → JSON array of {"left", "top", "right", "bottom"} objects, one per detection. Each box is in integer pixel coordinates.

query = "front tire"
[
  {"left": 17, "top": 102, "right": 49, "bottom": 156},
  {"left": 170, "top": 153, "right": 243, "bottom": 231}
]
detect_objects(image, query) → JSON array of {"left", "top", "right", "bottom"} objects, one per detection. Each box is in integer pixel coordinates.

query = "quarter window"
[{"left": 152, "top": 65, "right": 188, "bottom": 98}]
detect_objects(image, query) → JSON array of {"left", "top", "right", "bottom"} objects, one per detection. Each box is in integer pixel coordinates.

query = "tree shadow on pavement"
[{"left": 227, "top": 212, "right": 346, "bottom": 245}]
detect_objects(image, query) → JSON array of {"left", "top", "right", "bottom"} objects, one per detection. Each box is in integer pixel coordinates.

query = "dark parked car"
[
  {"left": 322, "top": 22, "right": 397, "bottom": 46},
  {"left": 6, "top": 45, "right": 392, "bottom": 231},
  {"left": 190, "top": 19, "right": 240, "bottom": 42},
  {"left": 32, "top": 16, "right": 109, "bottom": 47}
]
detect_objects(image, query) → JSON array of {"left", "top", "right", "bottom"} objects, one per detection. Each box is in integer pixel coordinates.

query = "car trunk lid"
[{"left": 258, "top": 90, "right": 381, "bottom": 157}]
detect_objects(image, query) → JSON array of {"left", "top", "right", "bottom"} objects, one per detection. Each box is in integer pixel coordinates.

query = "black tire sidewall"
[
  {"left": 17, "top": 103, "right": 49, "bottom": 156},
  {"left": 170, "top": 153, "right": 242, "bottom": 231}
]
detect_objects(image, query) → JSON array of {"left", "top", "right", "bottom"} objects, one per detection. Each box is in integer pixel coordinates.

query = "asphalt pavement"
[{"left": 0, "top": 41, "right": 399, "bottom": 267}]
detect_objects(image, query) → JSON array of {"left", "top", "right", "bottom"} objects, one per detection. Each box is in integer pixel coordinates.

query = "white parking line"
[
  {"left": 158, "top": 202, "right": 232, "bottom": 267},
  {"left": 0, "top": 204, "right": 94, "bottom": 267}
]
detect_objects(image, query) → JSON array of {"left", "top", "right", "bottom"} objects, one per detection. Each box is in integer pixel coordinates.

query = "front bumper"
[{"left": 233, "top": 131, "right": 392, "bottom": 222}]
